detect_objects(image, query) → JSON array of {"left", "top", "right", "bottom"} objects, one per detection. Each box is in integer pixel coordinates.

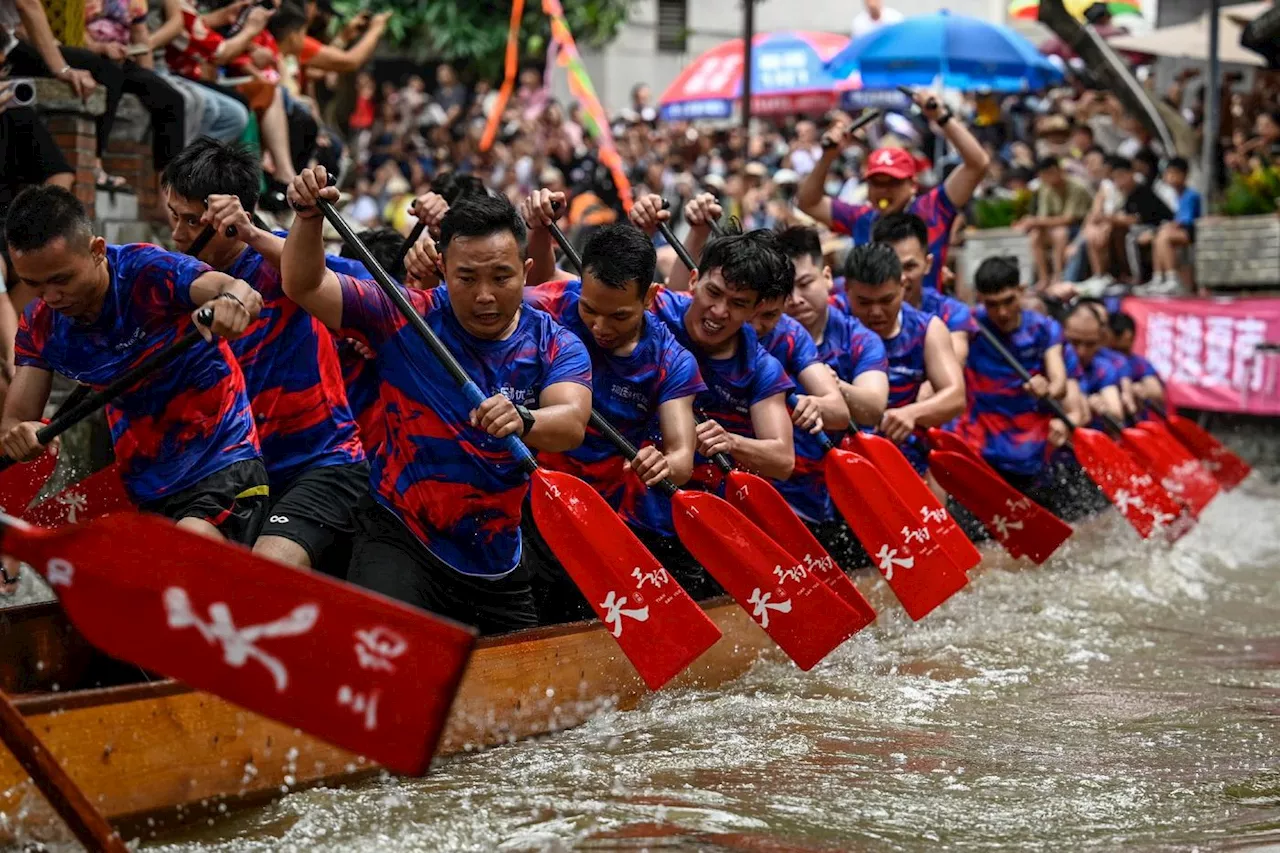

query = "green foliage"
[
  {"left": 339, "top": 0, "right": 633, "bottom": 80},
  {"left": 1221, "top": 165, "right": 1280, "bottom": 217},
  {"left": 972, "top": 190, "right": 1034, "bottom": 230}
]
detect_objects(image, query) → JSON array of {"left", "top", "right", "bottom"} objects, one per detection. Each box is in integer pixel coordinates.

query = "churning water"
[{"left": 129, "top": 461, "right": 1280, "bottom": 852}]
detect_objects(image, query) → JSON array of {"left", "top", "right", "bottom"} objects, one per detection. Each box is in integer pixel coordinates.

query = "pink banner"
[{"left": 1123, "top": 296, "right": 1280, "bottom": 415}]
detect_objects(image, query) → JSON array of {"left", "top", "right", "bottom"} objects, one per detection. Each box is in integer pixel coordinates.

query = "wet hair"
[
  {"left": 161, "top": 137, "right": 260, "bottom": 214},
  {"left": 1109, "top": 311, "right": 1137, "bottom": 338},
  {"left": 266, "top": 1, "right": 308, "bottom": 40},
  {"left": 872, "top": 212, "right": 928, "bottom": 251},
  {"left": 3, "top": 186, "right": 94, "bottom": 254},
  {"left": 1166, "top": 156, "right": 1190, "bottom": 174},
  {"left": 698, "top": 229, "right": 793, "bottom": 303},
  {"left": 430, "top": 171, "right": 489, "bottom": 207},
  {"left": 974, "top": 255, "right": 1022, "bottom": 295},
  {"left": 1034, "top": 156, "right": 1061, "bottom": 175},
  {"left": 841, "top": 242, "right": 902, "bottom": 287},
  {"left": 438, "top": 194, "right": 528, "bottom": 255},
  {"left": 581, "top": 223, "right": 656, "bottom": 296},
  {"left": 774, "top": 225, "right": 823, "bottom": 268},
  {"left": 343, "top": 228, "right": 404, "bottom": 273}
]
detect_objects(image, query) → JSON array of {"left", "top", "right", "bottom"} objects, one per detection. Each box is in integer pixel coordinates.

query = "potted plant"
[{"left": 1196, "top": 165, "right": 1280, "bottom": 290}]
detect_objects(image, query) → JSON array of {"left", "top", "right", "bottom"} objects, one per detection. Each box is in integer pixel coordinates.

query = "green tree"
[{"left": 336, "top": 0, "right": 633, "bottom": 79}]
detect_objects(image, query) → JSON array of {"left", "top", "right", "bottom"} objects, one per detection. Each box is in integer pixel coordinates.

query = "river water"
[{"left": 131, "top": 457, "right": 1280, "bottom": 852}]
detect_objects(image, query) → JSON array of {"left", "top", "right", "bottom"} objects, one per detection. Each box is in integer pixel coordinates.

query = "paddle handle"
[
  {"left": 186, "top": 223, "right": 238, "bottom": 260},
  {"left": 822, "top": 107, "right": 883, "bottom": 150},
  {"left": 975, "top": 322, "right": 1074, "bottom": 428},
  {"left": 693, "top": 410, "right": 735, "bottom": 474},
  {"left": 315, "top": 197, "right": 539, "bottom": 474},
  {"left": 0, "top": 308, "right": 214, "bottom": 474},
  {"left": 1101, "top": 412, "right": 1127, "bottom": 436},
  {"left": 395, "top": 219, "right": 428, "bottom": 277},
  {"left": 0, "top": 689, "right": 129, "bottom": 852},
  {"left": 708, "top": 220, "right": 725, "bottom": 239},
  {"left": 654, "top": 200, "right": 698, "bottom": 273},
  {"left": 588, "top": 411, "right": 679, "bottom": 498},
  {"left": 787, "top": 392, "right": 836, "bottom": 452}
]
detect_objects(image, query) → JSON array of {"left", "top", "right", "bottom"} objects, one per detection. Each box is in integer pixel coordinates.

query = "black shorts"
[
  {"left": 345, "top": 496, "right": 536, "bottom": 636},
  {"left": 140, "top": 458, "right": 269, "bottom": 546},
  {"left": 804, "top": 518, "right": 873, "bottom": 575},
  {"left": 260, "top": 461, "right": 369, "bottom": 576}
]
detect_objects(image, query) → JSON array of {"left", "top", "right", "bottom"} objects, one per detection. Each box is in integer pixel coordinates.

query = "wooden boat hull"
[{"left": 0, "top": 598, "right": 776, "bottom": 836}]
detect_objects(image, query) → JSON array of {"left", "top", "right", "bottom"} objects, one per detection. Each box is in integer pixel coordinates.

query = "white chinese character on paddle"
[
  {"left": 747, "top": 588, "right": 792, "bottom": 628},
  {"left": 1006, "top": 496, "right": 1032, "bottom": 514},
  {"left": 1111, "top": 489, "right": 1144, "bottom": 514},
  {"left": 164, "top": 587, "right": 318, "bottom": 692},
  {"left": 875, "top": 545, "right": 914, "bottom": 580},
  {"left": 802, "top": 552, "right": 836, "bottom": 575},
  {"left": 900, "top": 525, "right": 930, "bottom": 546},
  {"left": 990, "top": 514, "right": 1024, "bottom": 539},
  {"left": 600, "top": 591, "right": 649, "bottom": 638},
  {"left": 920, "top": 506, "right": 947, "bottom": 525},
  {"left": 631, "top": 566, "right": 671, "bottom": 590},
  {"left": 56, "top": 491, "right": 87, "bottom": 524},
  {"left": 337, "top": 685, "right": 380, "bottom": 730},
  {"left": 773, "top": 563, "right": 807, "bottom": 585},
  {"left": 354, "top": 626, "right": 408, "bottom": 674}
]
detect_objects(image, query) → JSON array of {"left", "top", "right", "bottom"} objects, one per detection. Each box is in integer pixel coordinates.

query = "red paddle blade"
[
  {"left": 1121, "top": 428, "right": 1218, "bottom": 517},
  {"left": 1071, "top": 428, "right": 1192, "bottom": 541},
  {"left": 847, "top": 433, "right": 982, "bottom": 574},
  {"left": 530, "top": 470, "right": 721, "bottom": 689},
  {"left": 1163, "top": 414, "right": 1252, "bottom": 490},
  {"left": 1137, "top": 421, "right": 1229, "bottom": 501},
  {"left": 823, "top": 450, "right": 968, "bottom": 621},
  {"left": 929, "top": 450, "right": 1073, "bottom": 564},
  {"left": 0, "top": 452, "right": 58, "bottom": 515},
  {"left": 22, "top": 463, "right": 132, "bottom": 527},
  {"left": 0, "top": 511, "right": 475, "bottom": 776},
  {"left": 719, "top": 470, "right": 876, "bottom": 625},
  {"left": 926, "top": 428, "right": 988, "bottom": 467},
  {"left": 672, "top": 489, "right": 864, "bottom": 670}
]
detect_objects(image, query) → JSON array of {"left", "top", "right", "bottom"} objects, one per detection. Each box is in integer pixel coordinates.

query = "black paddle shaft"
[
  {"left": 313, "top": 196, "right": 543, "bottom": 474},
  {"left": 655, "top": 200, "right": 698, "bottom": 273},
  {"left": 0, "top": 307, "right": 214, "bottom": 473},
  {"left": 692, "top": 410, "right": 736, "bottom": 474},
  {"left": 975, "top": 322, "right": 1075, "bottom": 429},
  {"left": 787, "top": 392, "right": 837, "bottom": 453},
  {"left": 821, "top": 107, "right": 883, "bottom": 151},
  {"left": 394, "top": 220, "right": 428, "bottom": 277}
]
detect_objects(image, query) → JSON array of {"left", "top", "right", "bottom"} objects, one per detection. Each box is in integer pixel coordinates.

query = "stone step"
[
  {"left": 101, "top": 220, "right": 156, "bottom": 246},
  {"left": 95, "top": 189, "right": 138, "bottom": 222}
]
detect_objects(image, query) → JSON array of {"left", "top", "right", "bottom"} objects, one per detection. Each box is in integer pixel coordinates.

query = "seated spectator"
[
  {"left": 148, "top": 0, "right": 249, "bottom": 144},
  {"left": 1016, "top": 156, "right": 1093, "bottom": 290},
  {"left": 83, "top": 0, "right": 189, "bottom": 172},
  {"left": 1108, "top": 156, "right": 1174, "bottom": 289},
  {"left": 1148, "top": 156, "right": 1199, "bottom": 295},
  {"left": 1079, "top": 150, "right": 1122, "bottom": 291}
]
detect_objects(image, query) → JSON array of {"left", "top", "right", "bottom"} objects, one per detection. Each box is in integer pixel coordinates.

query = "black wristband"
[{"left": 936, "top": 110, "right": 953, "bottom": 127}]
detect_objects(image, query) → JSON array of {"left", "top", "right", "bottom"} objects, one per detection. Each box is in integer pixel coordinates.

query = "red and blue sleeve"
[
  {"left": 542, "top": 325, "right": 593, "bottom": 390},
  {"left": 124, "top": 244, "right": 213, "bottom": 309},
  {"left": 789, "top": 323, "right": 822, "bottom": 375},
  {"left": 750, "top": 347, "right": 796, "bottom": 405},
  {"left": 13, "top": 308, "right": 51, "bottom": 371},
  {"left": 523, "top": 280, "right": 573, "bottom": 321},
  {"left": 852, "top": 331, "right": 889, "bottom": 377},
  {"left": 656, "top": 344, "right": 706, "bottom": 405},
  {"left": 338, "top": 274, "right": 433, "bottom": 348},
  {"left": 829, "top": 199, "right": 871, "bottom": 237}
]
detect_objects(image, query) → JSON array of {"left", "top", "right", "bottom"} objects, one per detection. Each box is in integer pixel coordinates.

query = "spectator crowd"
[{"left": 3, "top": 0, "right": 1280, "bottom": 305}]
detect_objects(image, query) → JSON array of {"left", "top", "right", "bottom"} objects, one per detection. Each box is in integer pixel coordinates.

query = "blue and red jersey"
[
  {"left": 648, "top": 287, "right": 793, "bottom": 491},
  {"left": 956, "top": 310, "right": 1064, "bottom": 477},
  {"left": 14, "top": 244, "right": 259, "bottom": 502},
  {"left": 1063, "top": 341, "right": 1083, "bottom": 381},
  {"left": 880, "top": 303, "right": 934, "bottom": 473},
  {"left": 338, "top": 278, "right": 591, "bottom": 578},
  {"left": 920, "top": 288, "right": 978, "bottom": 335},
  {"left": 227, "top": 249, "right": 364, "bottom": 488},
  {"left": 1126, "top": 352, "right": 1160, "bottom": 383},
  {"left": 1079, "top": 347, "right": 1126, "bottom": 396},
  {"left": 759, "top": 314, "right": 828, "bottom": 521},
  {"left": 829, "top": 186, "right": 958, "bottom": 292},
  {"left": 525, "top": 279, "right": 705, "bottom": 536}
]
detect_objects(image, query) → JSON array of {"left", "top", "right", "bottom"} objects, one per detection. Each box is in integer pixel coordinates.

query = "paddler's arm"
[
  {"left": 1118, "top": 376, "right": 1139, "bottom": 418},
  {"left": 1044, "top": 344, "right": 1067, "bottom": 400},
  {"left": 471, "top": 380, "right": 590, "bottom": 453},
  {"left": 1064, "top": 379, "right": 1089, "bottom": 426},
  {"left": 187, "top": 270, "right": 263, "bottom": 342},
  {"left": 949, "top": 330, "right": 970, "bottom": 366},
  {"left": 838, "top": 368, "right": 888, "bottom": 428},
  {"left": 203, "top": 193, "right": 286, "bottom": 267},
  {"left": 643, "top": 395, "right": 697, "bottom": 487},
  {"left": 1136, "top": 375, "right": 1165, "bottom": 405},
  {"left": 795, "top": 362, "right": 849, "bottom": 432},
  {"left": 881, "top": 317, "right": 965, "bottom": 442},
  {"left": 697, "top": 394, "right": 794, "bottom": 480},
  {"left": 520, "top": 189, "right": 574, "bottom": 286},
  {"left": 1089, "top": 384, "right": 1125, "bottom": 424},
  {"left": 281, "top": 166, "right": 345, "bottom": 331},
  {"left": 796, "top": 121, "right": 846, "bottom": 226},
  {"left": 928, "top": 95, "right": 991, "bottom": 210},
  {"left": 0, "top": 366, "right": 53, "bottom": 462}
]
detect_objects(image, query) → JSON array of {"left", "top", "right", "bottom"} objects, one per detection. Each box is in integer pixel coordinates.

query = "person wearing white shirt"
[{"left": 851, "top": 0, "right": 904, "bottom": 40}]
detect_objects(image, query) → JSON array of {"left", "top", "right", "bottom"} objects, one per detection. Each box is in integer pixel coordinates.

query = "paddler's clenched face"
[
  {"left": 165, "top": 191, "right": 238, "bottom": 266},
  {"left": 885, "top": 236, "right": 931, "bottom": 308},
  {"left": 578, "top": 271, "right": 650, "bottom": 355},
  {"left": 849, "top": 277, "right": 904, "bottom": 340},
  {"left": 442, "top": 231, "right": 532, "bottom": 340},
  {"left": 11, "top": 234, "right": 110, "bottom": 322},
  {"left": 978, "top": 286, "right": 1022, "bottom": 334},
  {"left": 783, "top": 254, "right": 832, "bottom": 333},
  {"left": 685, "top": 268, "right": 757, "bottom": 354},
  {"left": 865, "top": 175, "right": 915, "bottom": 216}
]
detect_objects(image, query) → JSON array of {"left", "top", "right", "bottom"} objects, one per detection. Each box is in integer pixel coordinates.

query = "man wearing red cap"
[{"left": 797, "top": 89, "right": 989, "bottom": 293}]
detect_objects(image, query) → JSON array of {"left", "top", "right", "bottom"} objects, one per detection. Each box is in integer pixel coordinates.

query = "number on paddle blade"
[
  {"left": 671, "top": 490, "right": 865, "bottom": 671},
  {"left": 823, "top": 450, "right": 968, "bottom": 621},
  {"left": 529, "top": 469, "right": 722, "bottom": 690},
  {"left": 719, "top": 470, "right": 876, "bottom": 626},
  {"left": 928, "top": 450, "right": 1073, "bottom": 565},
  {"left": 0, "top": 512, "right": 476, "bottom": 776}
]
